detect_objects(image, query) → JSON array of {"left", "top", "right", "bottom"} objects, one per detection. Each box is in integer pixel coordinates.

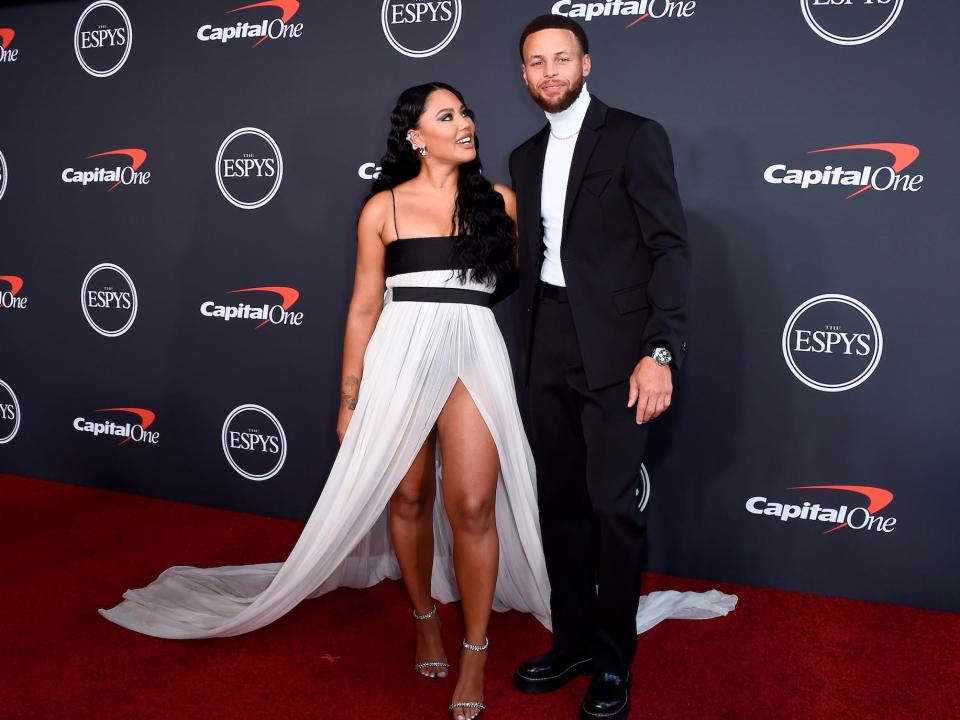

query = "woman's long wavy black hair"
[{"left": 368, "top": 82, "right": 516, "bottom": 288}]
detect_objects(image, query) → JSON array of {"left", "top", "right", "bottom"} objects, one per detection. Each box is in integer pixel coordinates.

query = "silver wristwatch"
[{"left": 650, "top": 346, "right": 673, "bottom": 366}]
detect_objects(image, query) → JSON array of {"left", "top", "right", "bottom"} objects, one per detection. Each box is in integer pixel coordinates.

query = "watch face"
[{"left": 653, "top": 348, "right": 671, "bottom": 365}]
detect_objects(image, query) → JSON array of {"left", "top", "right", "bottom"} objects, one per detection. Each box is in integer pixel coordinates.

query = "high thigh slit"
[{"left": 99, "top": 238, "right": 737, "bottom": 640}]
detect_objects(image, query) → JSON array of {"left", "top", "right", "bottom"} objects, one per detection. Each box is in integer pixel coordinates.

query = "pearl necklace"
[{"left": 550, "top": 128, "right": 580, "bottom": 141}]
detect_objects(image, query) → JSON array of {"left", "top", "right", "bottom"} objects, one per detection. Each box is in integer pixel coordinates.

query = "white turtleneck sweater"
[{"left": 540, "top": 83, "right": 591, "bottom": 287}]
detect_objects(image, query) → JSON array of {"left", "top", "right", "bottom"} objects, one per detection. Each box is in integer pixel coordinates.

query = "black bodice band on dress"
[
  {"left": 384, "top": 236, "right": 458, "bottom": 278},
  {"left": 385, "top": 236, "right": 492, "bottom": 308}
]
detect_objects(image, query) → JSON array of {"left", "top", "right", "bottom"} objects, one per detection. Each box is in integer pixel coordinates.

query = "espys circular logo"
[
  {"left": 0, "top": 379, "right": 20, "bottom": 444},
  {"left": 801, "top": 0, "right": 903, "bottom": 46},
  {"left": 381, "top": 0, "right": 461, "bottom": 58},
  {"left": 637, "top": 464, "right": 650, "bottom": 511},
  {"left": 216, "top": 127, "right": 283, "bottom": 209},
  {"left": 81, "top": 263, "right": 138, "bottom": 337},
  {"left": 782, "top": 294, "right": 882, "bottom": 392},
  {"left": 0, "top": 149, "right": 7, "bottom": 201},
  {"left": 75, "top": 1, "right": 132, "bottom": 77},
  {"left": 222, "top": 404, "right": 287, "bottom": 481}
]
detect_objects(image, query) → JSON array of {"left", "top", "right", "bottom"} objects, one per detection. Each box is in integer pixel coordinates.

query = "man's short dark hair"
[{"left": 519, "top": 14, "right": 589, "bottom": 62}]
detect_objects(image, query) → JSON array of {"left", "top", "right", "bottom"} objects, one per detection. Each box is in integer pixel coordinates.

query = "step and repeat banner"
[{"left": 1, "top": 1, "right": 957, "bottom": 612}]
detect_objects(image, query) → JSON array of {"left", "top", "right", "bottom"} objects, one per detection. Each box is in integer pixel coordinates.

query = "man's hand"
[{"left": 627, "top": 356, "right": 672, "bottom": 424}]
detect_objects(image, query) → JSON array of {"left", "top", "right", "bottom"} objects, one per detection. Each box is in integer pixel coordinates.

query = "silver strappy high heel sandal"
[
  {"left": 449, "top": 636, "right": 488, "bottom": 719},
  {"left": 412, "top": 605, "right": 450, "bottom": 679}
]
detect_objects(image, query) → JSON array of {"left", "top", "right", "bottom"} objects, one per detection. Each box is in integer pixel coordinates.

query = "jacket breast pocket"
[
  {"left": 582, "top": 169, "right": 614, "bottom": 197},
  {"left": 613, "top": 284, "right": 649, "bottom": 315}
]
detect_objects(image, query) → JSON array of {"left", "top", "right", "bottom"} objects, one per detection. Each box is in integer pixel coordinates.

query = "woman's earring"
[{"left": 407, "top": 134, "right": 427, "bottom": 157}]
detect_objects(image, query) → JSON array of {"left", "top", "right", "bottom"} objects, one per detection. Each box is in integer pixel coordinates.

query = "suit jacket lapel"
[{"left": 561, "top": 96, "right": 607, "bottom": 246}]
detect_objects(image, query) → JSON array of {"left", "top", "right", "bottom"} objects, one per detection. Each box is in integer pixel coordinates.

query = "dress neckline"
[{"left": 385, "top": 235, "right": 463, "bottom": 247}]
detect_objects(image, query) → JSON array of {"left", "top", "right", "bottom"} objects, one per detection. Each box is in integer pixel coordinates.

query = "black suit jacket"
[{"left": 508, "top": 96, "right": 690, "bottom": 390}]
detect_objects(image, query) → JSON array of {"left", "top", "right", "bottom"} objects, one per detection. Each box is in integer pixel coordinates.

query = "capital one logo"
[
  {"left": 222, "top": 404, "right": 287, "bottom": 481},
  {"left": 358, "top": 162, "right": 382, "bottom": 180},
  {"left": 81, "top": 263, "right": 138, "bottom": 337},
  {"left": 0, "top": 27, "right": 18, "bottom": 62},
  {"left": 200, "top": 286, "right": 303, "bottom": 329},
  {"left": 782, "top": 294, "right": 882, "bottom": 392},
  {"left": 216, "top": 128, "right": 283, "bottom": 209},
  {"left": 802, "top": 0, "right": 903, "bottom": 45},
  {"left": 0, "top": 149, "right": 7, "bottom": 201},
  {"left": 62, "top": 148, "right": 150, "bottom": 191},
  {"left": 197, "top": 0, "right": 304, "bottom": 47},
  {"left": 747, "top": 485, "right": 897, "bottom": 534},
  {"left": 0, "top": 275, "right": 28, "bottom": 311},
  {"left": 381, "top": 0, "right": 461, "bottom": 58},
  {"left": 74, "top": 1, "right": 132, "bottom": 77},
  {"left": 0, "top": 379, "right": 20, "bottom": 444},
  {"left": 764, "top": 143, "right": 922, "bottom": 200},
  {"left": 73, "top": 407, "right": 159, "bottom": 446},
  {"left": 552, "top": 0, "right": 696, "bottom": 26}
]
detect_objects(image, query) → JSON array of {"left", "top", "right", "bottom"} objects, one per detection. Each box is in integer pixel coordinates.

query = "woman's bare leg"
[
  {"left": 437, "top": 380, "right": 499, "bottom": 719},
  {"left": 389, "top": 428, "right": 447, "bottom": 677}
]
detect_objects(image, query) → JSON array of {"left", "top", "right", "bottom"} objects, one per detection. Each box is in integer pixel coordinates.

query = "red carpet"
[{"left": 1, "top": 473, "right": 957, "bottom": 720}]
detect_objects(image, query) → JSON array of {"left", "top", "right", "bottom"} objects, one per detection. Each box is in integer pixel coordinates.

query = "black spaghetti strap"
[{"left": 389, "top": 187, "right": 401, "bottom": 241}]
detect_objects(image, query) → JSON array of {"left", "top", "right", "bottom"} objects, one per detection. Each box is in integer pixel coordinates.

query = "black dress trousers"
[{"left": 528, "top": 286, "right": 650, "bottom": 676}]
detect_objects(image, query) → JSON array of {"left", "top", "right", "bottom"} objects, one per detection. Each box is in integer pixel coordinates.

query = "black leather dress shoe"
[
  {"left": 513, "top": 648, "right": 593, "bottom": 694},
  {"left": 580, "top": 671, "right": 631, "bottom": 720}
]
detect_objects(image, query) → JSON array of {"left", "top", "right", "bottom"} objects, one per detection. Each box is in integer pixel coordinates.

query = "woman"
[
  {"left": 100, "top": 83, "right": 735, "bottom": 720},
  {"left": 337, "top": 82, "right": 536, "bottom": 717}
]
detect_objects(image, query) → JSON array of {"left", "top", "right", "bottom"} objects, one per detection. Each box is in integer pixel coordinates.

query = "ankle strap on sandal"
[
  {"left": 412, "top": 605, "right": 438, "bottom": 621},
  {"left": 462, "top": 636, "right": 489, "bottom": 653}
]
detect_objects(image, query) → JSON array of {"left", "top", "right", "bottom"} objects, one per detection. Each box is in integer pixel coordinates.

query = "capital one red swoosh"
[
  {"left": 227, "top": 286, "right": 300, "bottom": 329},
  {"left": 790, "top": 484, "right": 894, "bottom": 534},
  {"left": 808, "top": 143, "right": 920, "bottom": 200},
  {"left": 226, "top": 0, "right": 300, "bottom": 47},
  {"left": 97, "top": 407, "right": 156, "bottom": 446},
  {"left": 85, "top": 148, "right": 148, "bottom": 192},
  {"left": 0, "top": 28, "right": 14, "bottom": 49},
  {"left": 0, "top": 275, "right": 24, "bottom": 295}
]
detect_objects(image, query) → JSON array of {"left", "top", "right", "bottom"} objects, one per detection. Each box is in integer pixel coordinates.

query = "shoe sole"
[{"left": 512, "top": 658, "right": 593, "bottom": 694}]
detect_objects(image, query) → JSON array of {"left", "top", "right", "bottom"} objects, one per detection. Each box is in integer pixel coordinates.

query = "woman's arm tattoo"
[{"left": 341, "top": 375, "right": 360, "bottom": 410}]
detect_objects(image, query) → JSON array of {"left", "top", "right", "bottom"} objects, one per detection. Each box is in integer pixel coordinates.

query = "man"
[{"left": 509, "top": 14, "right": 690, "bottom": 720}]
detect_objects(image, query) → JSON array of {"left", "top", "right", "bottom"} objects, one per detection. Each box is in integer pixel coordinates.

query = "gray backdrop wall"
[{"left": 2, "top": 0, "right": 957, "bottom": 613}]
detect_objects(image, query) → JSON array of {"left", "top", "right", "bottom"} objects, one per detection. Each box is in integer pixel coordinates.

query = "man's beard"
[{"left": 529, "top": 75, "right": 585, "bottom": 114}]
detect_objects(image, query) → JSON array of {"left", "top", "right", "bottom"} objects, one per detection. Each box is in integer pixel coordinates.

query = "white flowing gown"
[{"left": 100, "top": 264, "right": 736, "bottom": 639}]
